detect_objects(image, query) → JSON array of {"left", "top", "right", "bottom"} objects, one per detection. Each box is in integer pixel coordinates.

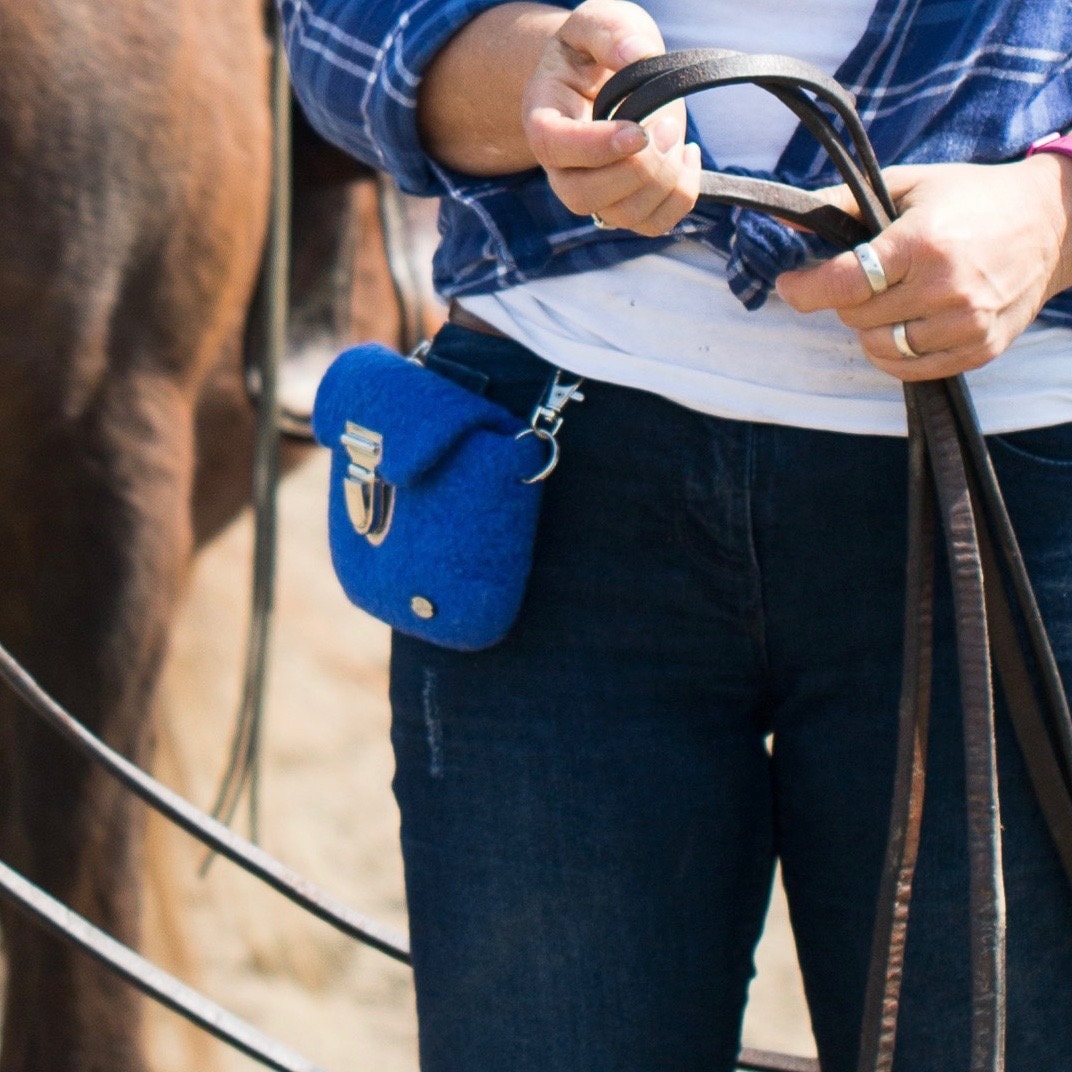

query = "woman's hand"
[
  {"left": 775, "top": 156, "right": 1072, "bottom": 381},
  {"left": 418, "top": 0, "right": 698, "bottom": 234},
  {"left": 521, "top": 0, "right": 701, "bottom": 236}
]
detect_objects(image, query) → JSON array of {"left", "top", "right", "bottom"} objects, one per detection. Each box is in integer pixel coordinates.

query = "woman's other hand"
[{"left": 776, "top": 156, "right": 1072, "bottom": 381}]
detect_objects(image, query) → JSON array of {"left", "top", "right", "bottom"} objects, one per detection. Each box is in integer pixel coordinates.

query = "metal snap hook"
[{"left": 516, "top": 426, "right": 560, "bottom": 484}]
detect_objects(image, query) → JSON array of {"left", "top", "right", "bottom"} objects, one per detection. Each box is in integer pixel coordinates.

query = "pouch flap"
[{"left": 312, "top": 343, "right": 528, "bottom": 486}]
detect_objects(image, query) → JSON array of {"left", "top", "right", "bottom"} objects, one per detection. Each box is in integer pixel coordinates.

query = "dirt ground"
[{"left": 146, "top": 450, "right": 818, "bottom": 1072}]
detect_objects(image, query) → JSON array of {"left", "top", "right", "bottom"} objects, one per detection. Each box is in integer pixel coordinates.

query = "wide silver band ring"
[
  {"left": 853, "top": 241, "right": 889, "bottom": 295},
  {"left": 892, "top": 321, "right": 921, "bottom": 360}
]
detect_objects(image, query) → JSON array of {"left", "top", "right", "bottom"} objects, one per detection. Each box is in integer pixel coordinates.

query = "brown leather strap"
[
  {"left": 0, "top": 855, "right": 326, "bottom": 1072},
  {"left": 447, "top": 299, "right": 509, "bottom": 338},
  {"left": 0, "top": 639, "right": 411, "bottom": 965},
  {"left": 595, "top": 50, "right": 889, "bottom": 244},
  {"left": 856, "top": 397, "right": 935, "bottom": 1071},
  {"left": 915, "top": 382, "right": 1006, "bottom": 1071}
]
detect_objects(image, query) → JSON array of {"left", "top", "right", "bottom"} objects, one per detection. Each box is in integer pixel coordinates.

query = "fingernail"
[
  {"left": 616, "top": 35, "right": 650, "bottom": 65},
  {"left": 610, "top": 124, "right": 648, "bottom": 154},
  {"left": 652, "top": 114, "right": 681, "bottom": 154}
]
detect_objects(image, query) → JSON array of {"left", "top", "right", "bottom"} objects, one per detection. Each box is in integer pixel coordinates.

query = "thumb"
[
  {"left": 811, "top": 165, "right": 931, "bottom": 221},
  {"left": 558, "top": 0, "right": 667, "bottom": 74},
  {"left": 808, "top": 181, "right": 863, "bottom": 220}
]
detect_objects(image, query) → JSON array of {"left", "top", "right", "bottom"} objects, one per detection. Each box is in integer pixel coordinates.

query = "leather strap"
[
  {"left": 594, "top": 50, "right": 893, "bottom": 242},
  {"left": 0, "top": 638, "right": 411, "bottom": 965},
  {"left": 209, "top": 7, "right": 292, "bottom": 850},
  {"left": 447, "top": 299, "right": 510, "bottom": 338},
  {"left": 0, "top": 856, "right": 326, "bottom": 1072}
]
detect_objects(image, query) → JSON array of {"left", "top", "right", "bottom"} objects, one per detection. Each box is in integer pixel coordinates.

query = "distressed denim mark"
[{"left": 421, "top": 666, "right": 444, "bottom": 779}]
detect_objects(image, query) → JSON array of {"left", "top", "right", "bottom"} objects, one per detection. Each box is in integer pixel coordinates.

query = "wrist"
[
  {"left": 1023, "top": 136, "right": 1072, "bottom": 299},
  {"left": 1027, "top": 131, "right": 1072, "bottom": 162},
  {"left": 418, "top": 3, "right": 572, "bottom": 175}
]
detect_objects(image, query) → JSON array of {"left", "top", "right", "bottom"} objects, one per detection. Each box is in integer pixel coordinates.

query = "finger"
[
  {"left": 867, "top": 347, "right": 986, "bottom": 383},
  {"left": 551, "top": 116, "right": 688, "bottom": 215},
  {"left": 807, "top": 167, "right": 929, "bottom": 218},
  {"left": 806, "top": 180, "right": 863, "bottom": 219},
  {"left": 596, "top": 186, "right": 672, "bottom": 234},
  {"left": 856, "top": 306, "right": 1002, "bottom": 366},
  {"left": 863, "top": 327, "right": 986, "bottom": 384},
  {"left": 550, "top": 145, "right": 670, "bottom": 213},
  {"left": 527, "top": 107, "right": 649, "bottom": 170},
  {"left": 582, "top": 131, "right": 695, "bottom": 224},
  {"left": 775, "top": 235, "right": 906, "bottom": 313},
  {"left": 557, "top": 0, "right": 667, "bottom": 72},
  {"left": 634, "top": 152, "right": 701, "bottom": 235},
  {"left": 858, "top": 317, "right": 927, "bottom": 363},
  {"left": 595, "top": 140, "right": 701, "bottom": 234},
  {"left": 855, "top": 314, "right": 998, "bottom": 383}
]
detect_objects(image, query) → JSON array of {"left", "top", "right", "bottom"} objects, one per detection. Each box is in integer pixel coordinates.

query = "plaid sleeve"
[{"left": 278, "top": 0, "right": 571, "bottom": 195}]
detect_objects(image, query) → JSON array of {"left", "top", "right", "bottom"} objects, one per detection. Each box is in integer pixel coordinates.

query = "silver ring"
[
  {"left": 853, "top": 241, "right": 889, "bottom": 295},
  {"left": 591, "top": 213, "right": 612, "bottom": 230},
  {"left": 892, "top": 321, "right": 921, "bottom": 359}
]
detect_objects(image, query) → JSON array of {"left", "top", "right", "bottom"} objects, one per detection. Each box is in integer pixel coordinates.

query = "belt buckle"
[{"left": 341, "top": 421, "right": 394, "bottom": 545}]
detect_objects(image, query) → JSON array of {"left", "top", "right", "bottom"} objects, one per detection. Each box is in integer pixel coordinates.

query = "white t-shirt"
[{"left": 461, "top": 0, "right": 1072, "bottom": 435}]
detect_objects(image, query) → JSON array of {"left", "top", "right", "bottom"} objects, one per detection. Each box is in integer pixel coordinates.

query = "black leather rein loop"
[{"left": 593, "top": 49, "right": 894, "bottom": 243}]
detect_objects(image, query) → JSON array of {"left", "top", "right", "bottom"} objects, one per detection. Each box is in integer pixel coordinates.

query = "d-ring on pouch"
[{"left": 311, "top": 342, "right": 581, "bottom": 651}]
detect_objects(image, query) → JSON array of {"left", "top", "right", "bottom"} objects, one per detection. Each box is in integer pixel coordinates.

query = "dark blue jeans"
[{"left": 390, "top": 325, "right": 1072, "bottom": 1072}]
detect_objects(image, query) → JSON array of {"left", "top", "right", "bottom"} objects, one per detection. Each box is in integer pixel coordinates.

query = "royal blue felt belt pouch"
[{"left": 311, "top": 342, "right": 547, "bottom": 650}]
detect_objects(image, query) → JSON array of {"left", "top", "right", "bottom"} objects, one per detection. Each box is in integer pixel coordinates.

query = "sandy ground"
[{"left": 143, "top": 449, "right": 818, "bottom": 1072}]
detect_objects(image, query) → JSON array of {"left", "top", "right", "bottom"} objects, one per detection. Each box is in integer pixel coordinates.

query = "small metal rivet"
[{"left": 410, "top": 596, "right": 436, "bottom": 620}]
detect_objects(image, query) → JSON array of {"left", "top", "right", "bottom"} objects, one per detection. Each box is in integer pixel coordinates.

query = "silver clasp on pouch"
[
  {"left": 341, "top": 421, "right": 394, "bottom": 545},
  {"left": 517, "top": 371, "right": 585, "bottom": 484}
]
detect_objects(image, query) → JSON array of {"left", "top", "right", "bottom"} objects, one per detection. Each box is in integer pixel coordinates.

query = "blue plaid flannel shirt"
[{"left": 280, "top": 0, "right": 1072, "bottom": 322}]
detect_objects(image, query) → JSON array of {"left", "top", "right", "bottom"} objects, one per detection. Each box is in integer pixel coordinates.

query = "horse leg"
[
  {"left": 0, "top": 2, "right": 271, "bottom": 1067},
  {"left": 0, "top": 295, "right": 266, "bottom": 1072},
  {"left": 289, "top": 110, "right": 411, "bottom": 352},
  {"left": 0, "top": 368, "right": 202, "bottom": 1072},
  {"left": 191, "top": 120, "right": 419, "bottom": 548}
]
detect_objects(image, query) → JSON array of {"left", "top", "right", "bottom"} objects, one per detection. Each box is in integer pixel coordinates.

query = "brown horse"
[{"left": 0, "top": 2, "right": 435, "bottom": 1069}]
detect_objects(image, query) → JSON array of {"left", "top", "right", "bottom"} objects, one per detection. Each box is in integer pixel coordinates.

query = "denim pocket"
[
  {"left": 986, "top": 422, "right": 1072, "bottom": 625},
  {"left": 989, "top": 422, "right": 1072, "bottom": 467}
]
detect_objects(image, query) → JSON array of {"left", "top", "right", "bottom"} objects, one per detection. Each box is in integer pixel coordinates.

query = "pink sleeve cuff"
[{"left": 1027, "top": 132, "right": 1072, "bottom": 160}]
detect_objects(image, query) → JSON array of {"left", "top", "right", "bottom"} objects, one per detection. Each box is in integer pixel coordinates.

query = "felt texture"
[{"left": 312, "top": 344, "right": 546, "bottom": 650}]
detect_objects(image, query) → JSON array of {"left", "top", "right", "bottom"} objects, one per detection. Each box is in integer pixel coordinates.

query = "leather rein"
[{"left": 0, "top": 47, "right": 1070, "bottom": 1072}]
